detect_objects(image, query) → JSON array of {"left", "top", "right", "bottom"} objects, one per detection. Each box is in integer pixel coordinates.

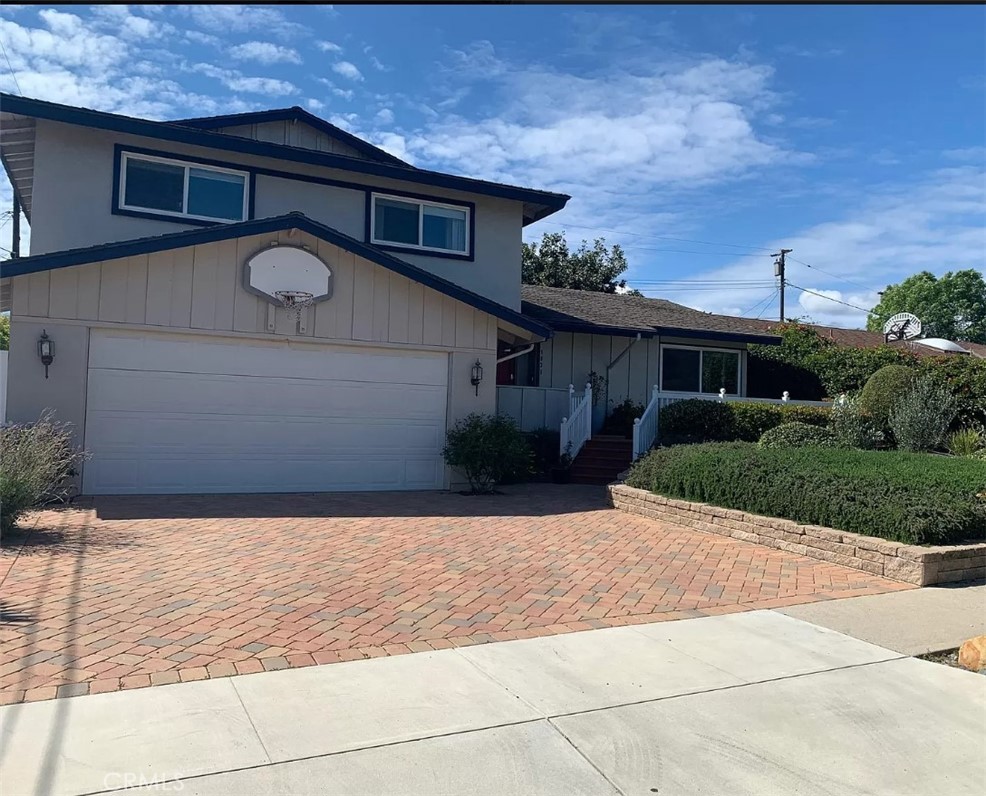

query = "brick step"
[
  {"left": 569, "top": 463, "right": 627, "bottom": 480},
  {"left": 570, "top": 472, "right": 619, "bottom": 485},
  {"left": 576, "top": 450, "right": 633, "bottom": 463}
]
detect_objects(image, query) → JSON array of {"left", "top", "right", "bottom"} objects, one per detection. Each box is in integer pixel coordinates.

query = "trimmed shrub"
[
  {"left": 758, "top": 422, "right": 839, "bottom": 449},
  {"left": 443, "top": 413, "right": 532, "bottom": 493},
  {"left": 920, "top": 356, "right": 986, "bottom": 431},
  {"left": 659, "top": 399, "right": 733, "bottom": 445},
  {"left": 604, "top": 398, "right": 645, "bottom": 438},
  {"left": 889, "top": 375, "right": 959, "bottom": 453},
  {"left": 1, "top": 411, "right": 87, "bottom": 536},
  {"left": 523, "top": 427, "right": 560, "bottom": 476},
  {"left": 626, "top": 442, "right": 986, "bottom": 545},
  {"left": 830, "top": 395, "right": 882, "bottom": 450},
  {"left": 859, "top": 365, "right": 919, "bottom": 428},
  {"left": 661, "top": 399, "right": 832, "bottom": 445}
]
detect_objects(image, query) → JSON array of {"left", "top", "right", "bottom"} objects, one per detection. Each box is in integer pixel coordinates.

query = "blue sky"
[{"left": 1, "top": 4, "right": 983, "bottom": 326}]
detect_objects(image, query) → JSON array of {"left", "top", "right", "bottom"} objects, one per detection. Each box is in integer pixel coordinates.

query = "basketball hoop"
[{"left": 275, "top": 290, "right": 315, "bottom": 322}]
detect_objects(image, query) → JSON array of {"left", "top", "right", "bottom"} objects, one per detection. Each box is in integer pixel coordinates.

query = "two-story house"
[{"left": 0, "top": 93, "right": 779, "bottom": 494}]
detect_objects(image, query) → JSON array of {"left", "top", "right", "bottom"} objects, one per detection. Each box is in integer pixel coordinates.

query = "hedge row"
[
  {"left": 625, "top": 442, "right": 986, "bottom": 545},
  {"left": 660, "top": 399, "right": 830, "bottom": 445}
]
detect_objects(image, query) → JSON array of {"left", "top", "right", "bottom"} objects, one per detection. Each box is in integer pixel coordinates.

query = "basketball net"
[{"left": 274, "top": 290, "right": 315, "bottom": 324}]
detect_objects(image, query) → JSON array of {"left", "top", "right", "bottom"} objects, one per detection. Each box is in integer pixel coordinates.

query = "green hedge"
[
  {"left": 758, "top": 422, "right": 839, "bottom": 449},
  {"left": 626, "top": 442, "right": 986, "bottom": 545},
  {"left": 660, "top": 399, "right": 831, "bottom": 445}
]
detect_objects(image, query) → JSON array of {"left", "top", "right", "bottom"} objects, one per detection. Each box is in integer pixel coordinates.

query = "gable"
[{"left": 210, "top": 120, "right": 370, "bottom": 160}]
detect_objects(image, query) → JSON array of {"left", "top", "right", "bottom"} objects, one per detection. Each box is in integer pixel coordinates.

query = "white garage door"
[{"left": 83, "top": 330, "right": 449, "bottom": 494}]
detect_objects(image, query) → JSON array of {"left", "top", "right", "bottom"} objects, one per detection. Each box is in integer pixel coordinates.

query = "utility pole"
[{"left": 773, "top": 248, "right": 792, "bottom": 322}]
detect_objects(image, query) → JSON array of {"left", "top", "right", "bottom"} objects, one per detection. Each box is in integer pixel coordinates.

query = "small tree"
[
  {"left": 442, "top": 413, "right": 532, "bottom": 494},
  {"left": 522, "top": 232, "right": 641, "bottom": 294},
  {"left": 889, "top": 375, "right": 959, "bottom": 453}
]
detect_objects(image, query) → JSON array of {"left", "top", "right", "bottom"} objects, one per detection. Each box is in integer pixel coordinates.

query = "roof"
[
  {"left": 170, "top": 106, "right": 413, "bottom": 168},
  {"left": 0, "top": 93, "right": 570, "bottom": 225},
  {"left": 745, "top": 319, "right": 985, "bottom": 358},
  {"left": 520, "top": 285, "right": 782, "bottom": 345},
  {"left": 0, "top": 213, "right": 552, "bottom": 338}
]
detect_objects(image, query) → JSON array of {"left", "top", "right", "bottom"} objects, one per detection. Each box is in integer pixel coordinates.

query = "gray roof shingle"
[{"left": 520, "top": 285, "right": 782, "bottom": 343}]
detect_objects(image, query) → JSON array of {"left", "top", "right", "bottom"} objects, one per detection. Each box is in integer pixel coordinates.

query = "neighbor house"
[{"left": 0, "top": 93, "right": 779, "bottom": 494}]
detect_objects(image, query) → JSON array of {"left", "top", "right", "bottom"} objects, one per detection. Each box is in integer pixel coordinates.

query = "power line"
[
  {"left": 618, "top": 246, "right": 770, "bottom": 258},
  {"left": 639, "top": 285, "right": 777, "bottom": 293},
  {"left": 786, "top": 256, "right": 878, "bottom": 294},
  {"left": 0, "top": 37, "right": 21, "bottom": 96},
  {"left": 738, "top": 288, "right": 779, "bottom": 318},
  {"left": 786, "top": 282, "right": 876, "bottom": 315}
]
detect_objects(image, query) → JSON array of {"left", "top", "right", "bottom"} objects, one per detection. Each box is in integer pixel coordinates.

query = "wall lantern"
[
  {"left": 38, "top": 330, "right": 54, "bottom": 379},
  {"left": 470, "top": 359, "right": 484, "bottom": 396}
]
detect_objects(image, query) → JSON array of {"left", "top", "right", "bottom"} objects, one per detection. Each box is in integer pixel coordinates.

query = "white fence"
[
  {"left": 560, "top": 383, "right": 593, "bottom": 458},
  {"left": 632, "top": 387, "right": 835, "bottom": 459},
  {"left": 0, "top": 349, "right": 7, "bottom": 424},
  {"left": 496, "top": 385, "right": 571, "bottom": 432}
]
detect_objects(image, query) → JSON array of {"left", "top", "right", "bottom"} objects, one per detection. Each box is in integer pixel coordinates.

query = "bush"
[
  {"left": 604, "top": 398, "right": 645, "bottom": 438},
  {"left": 659, "top": 399, "right": 733, "bottom": 445},
  {"left": 920, "top": 356, "right": 986, "bottom": 431},
  {"left": 889, "top": 375, "right": 959, "bottom": 453},
  {"left": 626, "top": 442, "right": 986, "bottom": 545},
  {"left": 661, "top": 399, "right": 832, "bottom": 445},
  {"left": 830, "top": 395, "right": 882, "bottom": 450},
  {"left": 858, "top": 365, "right": 919, "bottom": 429},
  {"left": 947, "top": 427, "right": 984, "bottom": 457},
  {"left": 523, "top": 427, "right": 560, "bottom": 476},
  {"left": 758, "top": 422, "right": 839, "bottom": 449},
  {"left": 968, "top": 449, "right": 986, "bottom": 461},
  {"left": 442, "top": 413, "right": 532, "bottom": 493},
  {"left": 0, "top": 411, "right": 86, "bottom": 536}
]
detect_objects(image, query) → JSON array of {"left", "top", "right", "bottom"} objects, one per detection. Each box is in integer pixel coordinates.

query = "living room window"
[
  {"left": 660, "top": 345, "right": 740, "bottom": 395},
  {"left": 119, "top": 151, "right": 249, "bottom": 223},
  {"left": 371, "top": 192, "right": 469, "bottom": 255}
]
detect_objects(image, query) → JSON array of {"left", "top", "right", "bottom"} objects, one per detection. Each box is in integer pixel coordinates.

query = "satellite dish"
[{"left": 882, "top": 312, "right": 922, "bottom": 341}]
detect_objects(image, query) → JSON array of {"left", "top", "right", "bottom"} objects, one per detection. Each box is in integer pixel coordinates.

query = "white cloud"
[
  {"left": 331, "top": 61, "right": 363, "bottom": 81},
  {"left": 306, "top": 98, "right": 325, "bottom": 112},
  {"left": 369, "top": 55, "right": 387, "bottom": 72},
  {"left": 176, "top": 5, "right": 304, "bottom": 38},
  {"left": 316, "top": 40, "right": 342, "bottom": 54},
  {"left": 192, "top": 63, "right": 299, "bottom": 96},
  {"left": 650, "top": 165, "right": 986, "bottom": 327},
  {"left": 375, "top": 108, "right": 394, "bottom": 124},
  {"left": 184, "top": 30, "right": 221, "bottom": 47},
  {"left": 229, "top": 41, "right": 302, "bottom": 65}
]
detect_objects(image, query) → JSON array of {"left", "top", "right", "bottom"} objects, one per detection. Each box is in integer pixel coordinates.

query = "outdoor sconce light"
[
  {"left": 38, "top": 330, "right": 54, "bottom": 379},
  {"left": 470, "top": 359, "right": 484, "bottom": 396}
]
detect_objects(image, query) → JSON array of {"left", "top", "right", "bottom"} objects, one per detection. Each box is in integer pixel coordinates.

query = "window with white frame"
[
  {"left": 119, "top": 152, "right": 249, "bottom": 223},
  {"left": 370, "top": 192, "right": 469, "bottom": 255},
  {"left": 660, "top": 345, "right": 741, "bottom": 395}
]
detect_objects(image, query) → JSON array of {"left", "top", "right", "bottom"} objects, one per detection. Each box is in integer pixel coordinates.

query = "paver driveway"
[{"left": 0, "top": 485, "right": 910, "bottom": 704}]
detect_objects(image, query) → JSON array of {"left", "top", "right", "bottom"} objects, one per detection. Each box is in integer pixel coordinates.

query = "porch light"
[
  {"left": 470, "top": 359, "right": 484, "bottom": 396},
  {"left": 38, "top": 330, "right": 54, "bottom": 379}
]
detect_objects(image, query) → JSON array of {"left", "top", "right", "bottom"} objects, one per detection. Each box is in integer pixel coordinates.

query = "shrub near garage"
[
  {"left": 626, "top": 443, "right": 986, "bottom": 545},
  {"left": 442, "top": 413, "right": 532, "bottom": 493}
]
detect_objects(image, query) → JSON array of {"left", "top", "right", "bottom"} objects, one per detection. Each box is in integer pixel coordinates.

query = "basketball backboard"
[{"left": 244, "top": 244, "right": 333, "bottom": 305}]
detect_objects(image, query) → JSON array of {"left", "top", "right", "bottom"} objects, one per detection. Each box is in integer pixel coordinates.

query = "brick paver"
[{"left": 0, "top": 485, "right": 910, "bottom": 704}]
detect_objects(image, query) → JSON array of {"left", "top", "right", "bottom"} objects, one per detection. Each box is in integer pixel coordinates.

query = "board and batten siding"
[
  {"left": 214, "top": 122, "right": 368, "bottom": 159},
  {"left": 11, "top": 229, "right": 498, "bottom": 352}
]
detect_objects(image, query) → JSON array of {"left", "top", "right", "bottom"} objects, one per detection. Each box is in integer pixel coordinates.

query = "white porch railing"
[
  {"left": 632, "top": 384, "right": 660, "bottom": 460},
  {"left": 631, "top": 387, "right": 835, "bottom": 460},
  {"left": 560, "top": 383, "right": 592, "bottom": 459}
]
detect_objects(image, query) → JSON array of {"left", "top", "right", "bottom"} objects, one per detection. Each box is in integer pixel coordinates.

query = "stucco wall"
[{"left": 29, "top": 120, "right": 525, "bottom": 309}]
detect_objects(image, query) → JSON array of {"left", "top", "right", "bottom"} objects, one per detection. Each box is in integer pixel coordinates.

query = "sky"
[{"left": 0, "top": 4, "right": 984, "bottom": 327}]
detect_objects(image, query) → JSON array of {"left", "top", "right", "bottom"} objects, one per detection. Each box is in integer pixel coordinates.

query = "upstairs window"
[
  {"left": 661, "top": 345, "right": 740, "bottom": 395},
  {"left": 119, "top": 152, "right": 249, "bottom": 223},
  {"left": 371, "top": 192, "right": 469, "bottom": 255}
]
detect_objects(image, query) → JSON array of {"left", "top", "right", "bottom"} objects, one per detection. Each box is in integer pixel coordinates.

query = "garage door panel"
[
  {"left": 88, "top": 371, "right": 447, "bottom": 420},
  {"left": 83, "top": 332, "right": 450, "bottom": 494},
  {"left": 89, "top": 332, "right": 448, "bottom": 385}
]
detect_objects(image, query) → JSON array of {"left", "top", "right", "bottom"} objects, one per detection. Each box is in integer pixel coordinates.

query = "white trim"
[
  {"left": 119, "top": 151, "right": 250, "bottom": 223},
  {"left": 659, "top": 343, "right": 742, "bottom": 396},
  {"left": 369, "top": 191, "right": 470, "bottom": 255}
]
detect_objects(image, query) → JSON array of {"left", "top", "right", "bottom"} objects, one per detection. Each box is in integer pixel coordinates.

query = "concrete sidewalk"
[
  {"left": 2, "top": 609, "right": 983, "bottom": 796},
  {"left": 780, "top": 582, "right": 986, "bottom": 655}
]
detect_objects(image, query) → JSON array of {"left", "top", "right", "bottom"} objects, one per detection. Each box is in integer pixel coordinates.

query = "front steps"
[{"left": 570, "top": 435, "right": 633, "bottom": 485}]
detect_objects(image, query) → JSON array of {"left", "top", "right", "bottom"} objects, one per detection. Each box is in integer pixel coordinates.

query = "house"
[{"left": 0, "top": 93, "right": 779, "bottom": 495}]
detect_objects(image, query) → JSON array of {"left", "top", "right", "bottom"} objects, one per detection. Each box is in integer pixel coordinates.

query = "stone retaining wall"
[{"left": 608, "top": 484, "right": 986, "bottom": 586}]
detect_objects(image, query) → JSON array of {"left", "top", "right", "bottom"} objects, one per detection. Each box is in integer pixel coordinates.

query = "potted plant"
[{"left": 550, "top": 441, "right": 574, "bottom": 484}]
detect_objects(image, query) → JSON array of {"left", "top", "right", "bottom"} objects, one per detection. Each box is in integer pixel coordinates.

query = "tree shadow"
[
  {"left": 0, "top": 602, "right": 34, "bottom": 624},
  {"left": 2, "top": 524, "right": 137, "bottom": 556}
]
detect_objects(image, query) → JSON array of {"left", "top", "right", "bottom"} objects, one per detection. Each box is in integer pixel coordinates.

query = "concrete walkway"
[
  {"left": 2, "top": 609, "right": 983, "bottom": 796},
  {"left": 781, "top": 582, "right": 986, "bottom": 655}
]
